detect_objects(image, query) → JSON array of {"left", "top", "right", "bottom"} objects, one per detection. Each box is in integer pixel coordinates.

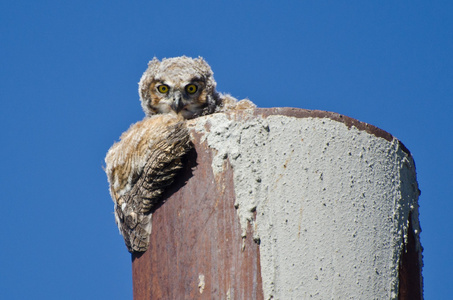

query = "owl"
[{"left": 105, "top": 56, "right": 255, "bottom": 252}]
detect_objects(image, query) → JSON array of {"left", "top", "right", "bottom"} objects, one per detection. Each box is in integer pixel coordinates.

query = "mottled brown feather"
[{"left": 117, "top": 123, "right": 191, "bottom": 252}]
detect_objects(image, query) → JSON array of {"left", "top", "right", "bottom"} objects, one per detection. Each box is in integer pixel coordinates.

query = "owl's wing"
[{"left": 105, "top": 115, "right": 192, "bottom": 252}]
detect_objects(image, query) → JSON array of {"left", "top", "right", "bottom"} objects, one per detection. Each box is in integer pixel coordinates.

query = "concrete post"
[{"left": 132, "top": 108, "right": 422, "bottom": 299}]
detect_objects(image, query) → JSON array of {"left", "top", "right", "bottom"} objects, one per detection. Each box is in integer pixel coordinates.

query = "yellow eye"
[
  {"left": 157, "top": 84, "right": 169, "bottom": 94},
  {"left": 185, "top": 84, "right": 198, "bottom": 94}
]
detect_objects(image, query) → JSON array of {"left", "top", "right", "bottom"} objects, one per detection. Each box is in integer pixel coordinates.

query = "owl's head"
[{"left": 138, "top": 56, "right": 220, "bottom": 119}]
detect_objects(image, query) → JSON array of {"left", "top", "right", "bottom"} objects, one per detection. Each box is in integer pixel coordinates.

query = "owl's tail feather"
[{"left": 119, "top": 122, "right": 192, "bottom": 253}]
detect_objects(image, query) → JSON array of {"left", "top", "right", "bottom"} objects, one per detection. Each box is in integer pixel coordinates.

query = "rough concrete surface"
[{"left": 187, "top": 108, "right": 421, "bottom": 300}]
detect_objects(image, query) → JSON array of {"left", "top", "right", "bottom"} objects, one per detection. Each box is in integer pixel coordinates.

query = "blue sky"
[{"left": 1, "top": 1, "right": 451, "bottom": 299}]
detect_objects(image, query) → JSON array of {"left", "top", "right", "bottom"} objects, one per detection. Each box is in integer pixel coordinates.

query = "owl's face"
[
  {"left": 139, "top": 56, "right": 220, "bottom": 119},
  {"left": 148, "top": 75, "right": 208, "bottom": 119}
]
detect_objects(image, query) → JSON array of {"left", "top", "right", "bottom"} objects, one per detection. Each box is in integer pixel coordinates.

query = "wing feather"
[{"left": 105, "top": 115, "right": 192, "bottom": 252}]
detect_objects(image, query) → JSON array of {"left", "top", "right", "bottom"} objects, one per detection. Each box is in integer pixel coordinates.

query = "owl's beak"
[{"left": 172, "top": 93, "right": 184, "bottom": 113}]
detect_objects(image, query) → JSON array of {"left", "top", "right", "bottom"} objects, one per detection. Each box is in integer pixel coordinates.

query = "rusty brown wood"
[
  {"left": 398, "top": 212, "right": 423, "bottom": 300},
  {"left": 132, "top": 130, "right": 263, "bottom": 299}
]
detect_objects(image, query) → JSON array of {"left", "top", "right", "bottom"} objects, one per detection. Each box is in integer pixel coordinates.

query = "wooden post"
[{"left": 132, "top": 108, "right": 422, "bottom": 299}]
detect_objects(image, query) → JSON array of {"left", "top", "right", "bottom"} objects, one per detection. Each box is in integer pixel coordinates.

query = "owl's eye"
[
  {"left": 157, "top": 84, "right": 169, "bottom": 94},
  {"left": 185, "top": 84, "right": 198, "bottom": 94}
]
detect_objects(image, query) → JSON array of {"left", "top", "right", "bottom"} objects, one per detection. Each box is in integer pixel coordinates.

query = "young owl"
[{"left": 105, "top": 56, "right": 254, "bottom": 252}]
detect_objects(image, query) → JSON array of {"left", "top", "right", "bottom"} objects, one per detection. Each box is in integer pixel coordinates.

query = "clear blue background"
[{"left": 1, "top": 1, "right": 451, "bottom": 299}]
